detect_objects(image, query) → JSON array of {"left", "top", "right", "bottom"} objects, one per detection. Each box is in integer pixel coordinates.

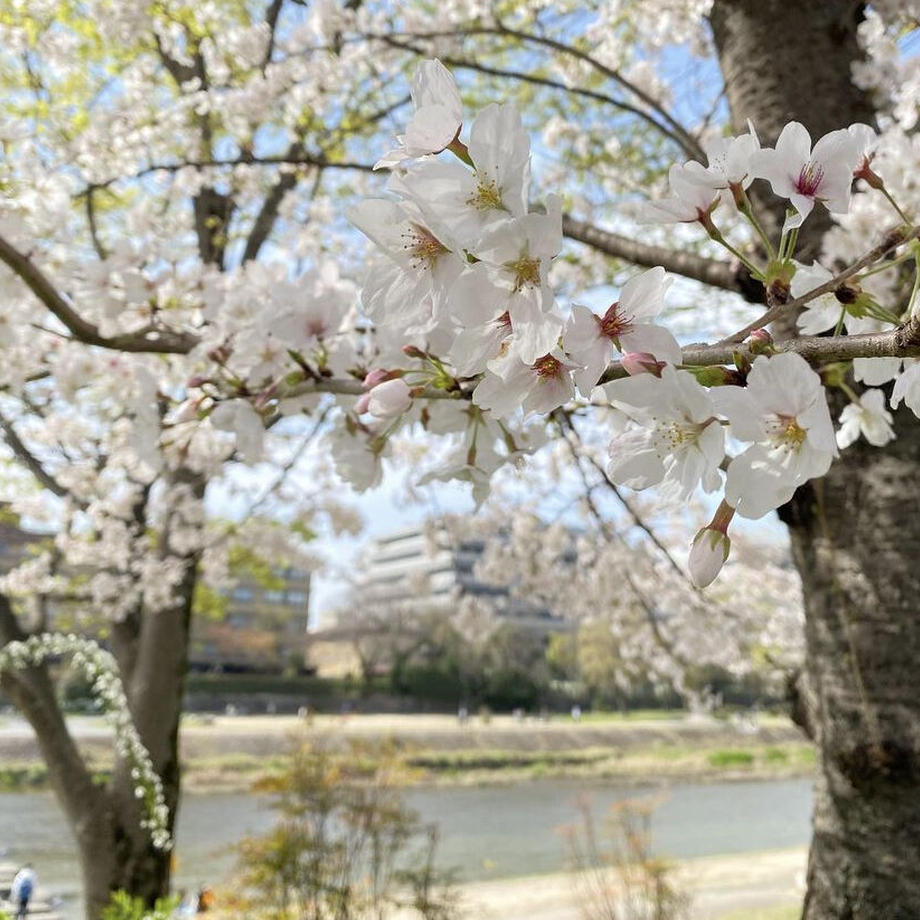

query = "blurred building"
[
  {"left": 189, "top": 567, "right": 311, "bottom": 673},
  {"left": 308, "top": 523, "right": 571, "bottom": 676}
]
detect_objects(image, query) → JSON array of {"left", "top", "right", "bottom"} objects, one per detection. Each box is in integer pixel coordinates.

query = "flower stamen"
[{"left": 401, "top": 224, "right": 447, "bottom": 271}]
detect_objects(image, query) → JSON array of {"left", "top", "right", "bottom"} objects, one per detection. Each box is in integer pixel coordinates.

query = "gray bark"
[{"left": 710, "top": 1, "right": 920, "bottom": 917}]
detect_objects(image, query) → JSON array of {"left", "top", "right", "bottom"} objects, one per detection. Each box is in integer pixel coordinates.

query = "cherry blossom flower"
[
  {"left": 210, "top": 400, "right": 264, "bottom": 464},
  {"left": 723, "top": 354, "right": 837, "bottom": 519},
  {"left": 890, "top": 361, "right": 920, "bottom": 417},
  {"left": 637, "top": 163, "right": 720, "bottom": 224},
  {"left": 681, "top": 126, "right": 761, "bottom": 191},
  {"left": 460, "top": 200, "right": 565, "bottom": 364},
  {"left": 791, "top": 261, "right": 844, "bottom": 335},
  {"left": 604, "top": 365, "right": 725, "bottom": 500},
  {"left": 349, "top": 199, "right": 465, "bottom": 328},
  {"left": 393, "top": 102, "right": 531, "bottom": 250},
  {"left": 836, "top": 389, "right": 895, "bottom": 448},
  {"left": 563, "top": 266, "right": 681, "bottom": 395},
  {"left": 848, "top": 122, "right": 878, "bottom": 178},
  {"left": 375, "top": 60, "right": 463, "bottom": 170},
  {"left": 750, "top": 122, "right": 859, "bottom": 230},
  {"left": 473, "top": 346, "right": 576, "bottom": 418}
]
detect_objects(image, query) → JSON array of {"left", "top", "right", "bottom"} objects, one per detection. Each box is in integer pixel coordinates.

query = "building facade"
[{"left": 189, "top": 567, "right": 311, "bottom": 673}]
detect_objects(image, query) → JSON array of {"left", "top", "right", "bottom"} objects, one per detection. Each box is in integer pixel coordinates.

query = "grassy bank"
[{"left": 0, "top": 739, "right": 814, "bottom": 793}]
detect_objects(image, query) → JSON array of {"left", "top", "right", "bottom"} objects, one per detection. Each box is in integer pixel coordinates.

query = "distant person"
[
  {"left": 10, "top": 864, "right": 35, "bottom": 920},
  {"left": 570, "top": 705, "right": 582, "bottom": 721},
  {"left": 174, "top": 889, "right": 196, "bottom": 918},
  {"left": 196, "top": 886, "right": 215, "bottom": 913}
]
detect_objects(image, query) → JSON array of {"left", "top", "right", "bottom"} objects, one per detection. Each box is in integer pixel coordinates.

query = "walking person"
[{"left": 10, "top": 864, "right": 35, "bottom": 920}]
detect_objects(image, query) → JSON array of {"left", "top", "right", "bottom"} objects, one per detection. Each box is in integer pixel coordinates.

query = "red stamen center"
[{"left": 795, "top": 162, "right": 825, "bottom": 197}]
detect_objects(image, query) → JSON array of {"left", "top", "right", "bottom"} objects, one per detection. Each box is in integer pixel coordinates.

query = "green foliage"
[
  {"left": 707, "top": 749, "right": 756, "bottom": 768},
  {"left": 546, "top": 632, "right": 578, "bottom": 681},
  {"left": 101, "top": 891, "right": 178, "bottom": 920},
  {"left": 191, "top": 579, "right": 229, "bottom": 622}
]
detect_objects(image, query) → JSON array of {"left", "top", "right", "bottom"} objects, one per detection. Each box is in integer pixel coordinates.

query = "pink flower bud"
[
  {"left": 749, "top": 328, "right": 773, "bottom": 346},
  {"left": 688, "top": 527, "right": 731, "bottom": 588},
  {"left": 366, "top": 378, "right": 412, "bottom": 419},
  {"left": 187, "top": 375, "right": 210, "bottom": 388},
  {"left": 621, "top": 352, "right": 665, "bottom": 377},
  {"left": 402, "top": 344, "right": 427, "bottom": 359},
  {"left": 362, "top": 368, "right": 390, "bottom": 389}
]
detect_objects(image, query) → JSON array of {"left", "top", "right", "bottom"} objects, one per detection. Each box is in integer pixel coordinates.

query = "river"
[{"left": 0, "top": 777, "right": 812, "bottom": 918}]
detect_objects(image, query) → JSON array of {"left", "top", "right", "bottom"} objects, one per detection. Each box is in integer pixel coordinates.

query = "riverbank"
[
  {"left": 445, "top": 846, "right": 806, "bottom": 920},
  {"left": 0, "top": 712, "right": 813, "bottom": 792}
]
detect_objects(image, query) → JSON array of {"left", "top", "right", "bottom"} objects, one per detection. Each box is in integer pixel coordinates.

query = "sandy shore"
[{"left": 440, "top": 847, "right": 806, "bottom": 920}]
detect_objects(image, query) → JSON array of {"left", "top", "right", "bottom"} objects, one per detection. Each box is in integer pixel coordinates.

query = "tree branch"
[
  {"left": 721, "top": 225, "right": 920, "bottom": 343},
  {"left": 562, "top": 215, "right": 762, "bottom": 300},
  {"left": 375, "top": 36, "right": 674, "bottom": 135},
  {"left": 0, "top": 411, "right": 72, "bottom": 499},
  {"left": 0, "top": 233, "right": 198, "bottom": 354},
  {"left": 374, "top": 25, "right": 704, "bottom": 158}
]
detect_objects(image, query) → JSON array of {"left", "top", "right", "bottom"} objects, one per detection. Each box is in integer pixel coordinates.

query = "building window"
[
  {"left": 232, "top": 586, "right": 254, "bottom": 601},
  {"left": 286, "top": 591, "right": 308, "bottom": 605},
  {"left": 264, "top": 589, "right": 285, "bottom": 604}
]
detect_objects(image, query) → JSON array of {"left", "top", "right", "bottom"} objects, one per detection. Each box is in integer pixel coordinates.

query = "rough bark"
[{"left": 710, "top": 1, "right": 920, "bottom": 917}]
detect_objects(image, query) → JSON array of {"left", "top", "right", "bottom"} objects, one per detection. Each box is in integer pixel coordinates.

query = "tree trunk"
[
  {"left": 709, "top": 1, "right": 920, "bottom": 916},
  {"left": 0, "top": 476, "right": 201, "bottom": 919}
]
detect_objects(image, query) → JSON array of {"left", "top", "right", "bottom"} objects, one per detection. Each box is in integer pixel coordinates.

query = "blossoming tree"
[{"left": 2, "top": 0, "right": 920, "bottom": 918}]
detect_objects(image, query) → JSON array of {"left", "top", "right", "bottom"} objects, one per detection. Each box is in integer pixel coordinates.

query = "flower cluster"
[
  {"left": 334, "top": 60, "right": 917, "bottom": 587},
  {"left": 0, "top": 633, "right": 172, "bottom": 850}
]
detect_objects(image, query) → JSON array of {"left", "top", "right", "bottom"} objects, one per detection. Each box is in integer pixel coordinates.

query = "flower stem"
[
  {"left": 858, "top": 249, "right": 915, "bottom": 278},
  {"left": 708, "top": 226, "right": 764, "bottom": 278},
  {"left": 833, "top": 307, "right": 847, "bottom": 337},
  {"left": 907, "top": 248, "right": 920, "bottom": 319},
  {"left": 736, "top": 190, "right": 776, "bottom": 258},
  {"left": 881, "top": 187, "right": 912, "bottom": 225}
]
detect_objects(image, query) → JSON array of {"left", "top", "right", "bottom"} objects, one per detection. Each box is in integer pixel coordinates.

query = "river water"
[{"left": 0, "top": 777, "right": 812, "bottom": 918}]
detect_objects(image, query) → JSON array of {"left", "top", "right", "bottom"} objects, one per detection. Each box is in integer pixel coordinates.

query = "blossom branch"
[
  {"left": 556, "top": 409, "right": 689, "bottom": 583},
  {"left": 374, "top": 25, "right": 704, "bottom": 158},
  {"left": 0, "top": 234, "right": 198, "bottom": 354},
  {"left": 0, "top": 411, "right": 73, "bottom": 500},
  {"left": 375, "top": 34, "right": 685, "bottom": 138},
  {"left": 720, "top": 225, "right": 920, "bottom": 343}
]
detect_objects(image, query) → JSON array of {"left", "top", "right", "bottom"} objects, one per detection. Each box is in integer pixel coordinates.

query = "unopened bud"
[
  {"left": 621, "top": 352, "right": 666, "bottom": 377},
  {"left": 365, "top": 378, "right": 413, "bottom": 419},
  {"left": 402, "top": 344, "right": 427, "bottom": 359},
  {"left": 362, "top": 368, "right": 390, "bottom": 389},
  {"left": 689, "top": 527, "right": 731, "bottom": 588},
  {"left": 187, "top": 375, "right": 210, "bottom": 388},
  {"left": 687, "top": 365, "right": 744, "bottom": 387},
  {"left": 747, "top": 328, "right": 775, "bottom": 356}
]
